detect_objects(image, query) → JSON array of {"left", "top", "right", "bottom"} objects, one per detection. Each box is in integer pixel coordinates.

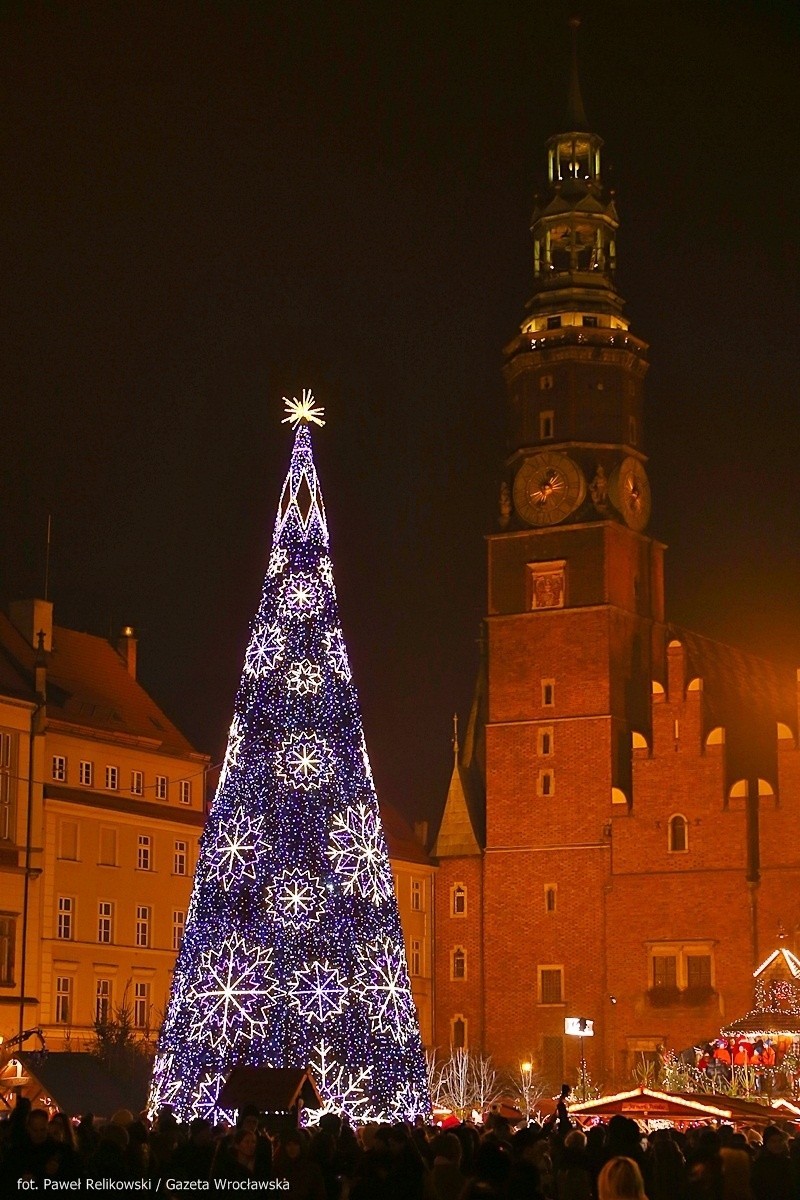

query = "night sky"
[{"left": 1, "top": 2, "right": 798, "bottom": 825}]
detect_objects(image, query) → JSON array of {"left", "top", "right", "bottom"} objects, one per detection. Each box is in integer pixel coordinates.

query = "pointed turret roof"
[
  {"left": 433, "top": 716, "right": 481, "bottom": 858},
  {"left": 564, "top": 17, "right": 589, "bottom": 132}
]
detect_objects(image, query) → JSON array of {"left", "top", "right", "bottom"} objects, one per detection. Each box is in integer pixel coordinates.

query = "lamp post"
[{"left": 566, "top": 1017, "right": 594, "bottom": 1101}]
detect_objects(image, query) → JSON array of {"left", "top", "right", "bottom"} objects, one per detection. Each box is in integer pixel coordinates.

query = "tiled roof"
[{"left": 0, "top": 613, "right": 200, "bottom": 756}]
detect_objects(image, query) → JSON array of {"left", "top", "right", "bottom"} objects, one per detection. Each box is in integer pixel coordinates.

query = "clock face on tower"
[
  {"left": 609, "top": 456, "right": 651, "bottom": 531},
  {"left": 513, "top": 452, "right": 587, "bottom": 527}
]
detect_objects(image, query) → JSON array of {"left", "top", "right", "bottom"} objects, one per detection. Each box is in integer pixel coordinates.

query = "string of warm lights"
[{"left": 148, "top": 402, "right": 429, "bottom": 1124}]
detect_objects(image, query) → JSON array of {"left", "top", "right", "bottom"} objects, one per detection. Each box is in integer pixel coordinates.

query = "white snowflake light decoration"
[
  {"left": 244, "top": 621, "right": 285, "bottom": 676},
  {"left": 193, "top": 1070, "right": 237, "bottom": 1125},
  {"left": 358, "top": 730, "right": 375, "bottom": 786},
  {"left": 322, "top": 629, "right": 351, "bottom": 682},
  {"left": 276, "top": 732, "right": 335, "bottom": 791},
  {"left": 287, "top": 659, "right": 323, "bottom": 695},
  {"left": 282, "top": 388, "right": 326, "bottom": 428},
  {"left": 219, "top": 713, "right": 244, "bottom": 791},
  {"left": 305, "top": 1039, "right": 376, "bottom": 1126},
  {"left": 327, "top": 801, "right": 394, "bottom": 905},
  {"left": 318, "top": 556, "right": 334, "bottom": 588},
  {"left": 281, "top": 572, "right": 322, "bottom": 618},
  {"left": 207, "top": 807, "right": 269, "bottom": 891},
  {"left": 288, "top": 960, "right": 347, "bottom": 1024},
  {"left": 267, "top": 867, "right": 326, "bottom": 927},
  {"left": 148, "top": 1054, "right": 181, "bottom": 1117},
  {"left": 354, "top": 934, "right": 416, "bottom": 1043},
  {"left": 187, "top": 935, "right": 280, "bottom": 1050},
  {"left": 268, "top": 547, "right": 289, "bottom": 577}
]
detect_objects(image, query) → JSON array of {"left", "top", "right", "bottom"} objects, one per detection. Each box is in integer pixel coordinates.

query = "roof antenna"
[{"left": 43, "top": 514, "right": 52, "bottom": 602}]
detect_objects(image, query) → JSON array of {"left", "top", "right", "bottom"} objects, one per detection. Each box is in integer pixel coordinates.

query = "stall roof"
[
  {"left": 218, "top": 1067, "right": 322, "bottom": 1114},
  {"left": 568, "top": 1087, "right": 781, "bottom": 1127}
]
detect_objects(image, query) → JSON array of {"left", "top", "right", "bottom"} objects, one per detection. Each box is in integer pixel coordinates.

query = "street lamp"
[{"left": 566, "top": 1017, "right": 594, "bottom": 1101}]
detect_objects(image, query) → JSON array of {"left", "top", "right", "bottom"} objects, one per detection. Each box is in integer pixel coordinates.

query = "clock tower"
[{"left": 434, "top": 24, "right": 667, "bottom": 1080}]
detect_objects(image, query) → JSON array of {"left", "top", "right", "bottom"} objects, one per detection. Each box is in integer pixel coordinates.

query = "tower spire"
[{"left": 565, "top": 16, "right": 589, "bottom": 132}]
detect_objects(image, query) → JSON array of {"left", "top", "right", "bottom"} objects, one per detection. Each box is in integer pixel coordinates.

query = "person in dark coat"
[
  {"left": 272, "top": 1129, "right": 326, "bottom": 1200},
  {"left": 750, "top": 1126, "right": 795, "bottom": 1200}
]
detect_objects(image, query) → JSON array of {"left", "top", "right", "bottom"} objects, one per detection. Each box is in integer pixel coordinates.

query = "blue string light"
[{"left": 149, "top": 413, "right": 429, "bottom": 1123}]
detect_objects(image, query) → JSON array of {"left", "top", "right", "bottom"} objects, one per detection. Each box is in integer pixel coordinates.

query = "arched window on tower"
[
  {"left": 451, "top": 947, "right": 467, "bottom": 981},
  {"left": 668, "top": 815, "right": 688, "bottom": 853},
  {"left": 451, "top": 883, "right": 467, "bottom": 917}
]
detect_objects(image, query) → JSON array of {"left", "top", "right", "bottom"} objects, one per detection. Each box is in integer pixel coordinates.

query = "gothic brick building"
[{"left": 432, "top": 47, "right": 800, "bottom": 1091}]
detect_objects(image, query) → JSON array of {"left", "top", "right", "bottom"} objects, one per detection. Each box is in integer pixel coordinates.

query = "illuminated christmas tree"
[{"left": 149, "top": 393, "right": 429, "bottom": 1124}]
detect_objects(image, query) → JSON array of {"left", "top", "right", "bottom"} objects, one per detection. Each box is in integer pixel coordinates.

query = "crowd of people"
[{"left": 1, "top": 1093, "right": 799, "bottom": 1198}]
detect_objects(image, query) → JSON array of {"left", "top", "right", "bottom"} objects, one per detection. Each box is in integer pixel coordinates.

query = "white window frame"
[
  {"left": 105, "top": 765, "right": 119, "bottom": 791},
  {"left": 55, "top": 975, "right": 72, "bottom": 1024},
  {"left": 79, "top": 760, "right": 94, "bottom": 787},
  {"left": 57, "top": 896, "right": 74, "bottom": 941},
  {"left": 0, "top": 731, "right": 14, "bottom": 840},
  {"left": 411, "top": 879, "right": 423, "bottom": 911},
  {"left": 131, "top": 770, "right": 144, "bottom": 796},
  {"left": 173, "top": 840, "right": 187, "bottom": 876},
  {"left": 410, "top": 939, "right": 422, "bottom": 977},
  {"left": 137, "top": 835, "right": 151, "bottom": 871},
  {"left": 97, "top": 901, "right": 113, "bottom": 945},
  {"left": 155, "top": 775, "right": 168, "bottom": 801},
  {"left": 172, "top": 909, "right": 185, "bottom": 951},
  {"left": 133, "top": 981, "right": 150, "bottom": 1029},
  {"left": 95, "top": 978, "right": 112, "bottom": 1025},
  {"left": 647, "top": 942, "right": 715, "bottom": 992},
  {"left": 135, "top": 905, "right": 151, "bottom": 948},
  {"left": 179, "top": 780, "right": 191, "bottom": 805},
  {"left": 52, "top": 754, "right": 67, "bottom": 782},
  {"left": 0, "top": 915, "right": 15, "bottom": 985}
]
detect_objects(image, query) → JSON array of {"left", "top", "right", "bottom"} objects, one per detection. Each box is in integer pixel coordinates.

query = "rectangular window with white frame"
[
  {"left": 137, "top": 835, "right": 151, "bottom": 871},
  {"left": 133, "top": 981, "right": 150, "bottom": 1029},
  {"left": 172, "top": 910, "right": 185, "bottom": 951},
  {"left": 97, "top": 901, "right": 113, "bottom": 945},
  {"left": 136, "top": 905, "right": 151, "bottom": 948},
  {"left": 410, "top": 939, "right": 422, "bottom": 977},
  {"left": 57, "top": 896, "right": 74, "bottom": 940},
  {"left": 155, "top": 776, "right": 168, "bottom": 801},
  {"left": 52, "top": 755, "right": 67, "bottom": 782},
  {"left": 411, "top": 880, "right": 423, "bottom": 911},
  {"left": 173, "top": 840, "right": 187, "bottom": 876},
  {"left": 55, "top": 975, "right": 72, "bottom": 1024},
  {"left": 538, "top": 965, "right": 564, "bottom": 1005},
  {"left": 131, "top": 770, "right": 143, "bottom": 796},
  {"left": 79, "top": 760, "right": 94, "bottom": 787},
  {"left": 179, "top": 780, "right": 191, "bottom": 805},
  {"left": 95, "top": 978, "right": 111, "bottom": 1025},
  {"left": 105, "top": 765, "right": 119, "bottom": 791}
]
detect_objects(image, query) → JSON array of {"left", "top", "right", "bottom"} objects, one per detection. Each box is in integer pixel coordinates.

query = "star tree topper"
[{"left": 282, "top": 389, "right": 326, "bottom": 428}]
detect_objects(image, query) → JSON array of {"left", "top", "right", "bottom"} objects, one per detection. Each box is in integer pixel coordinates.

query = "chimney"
[
  {"left": 117, "top": 626, "right": 137, "bottom": 679},
  {"left": 9, "top": 599, "right": 53, "bottom": 652}
]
